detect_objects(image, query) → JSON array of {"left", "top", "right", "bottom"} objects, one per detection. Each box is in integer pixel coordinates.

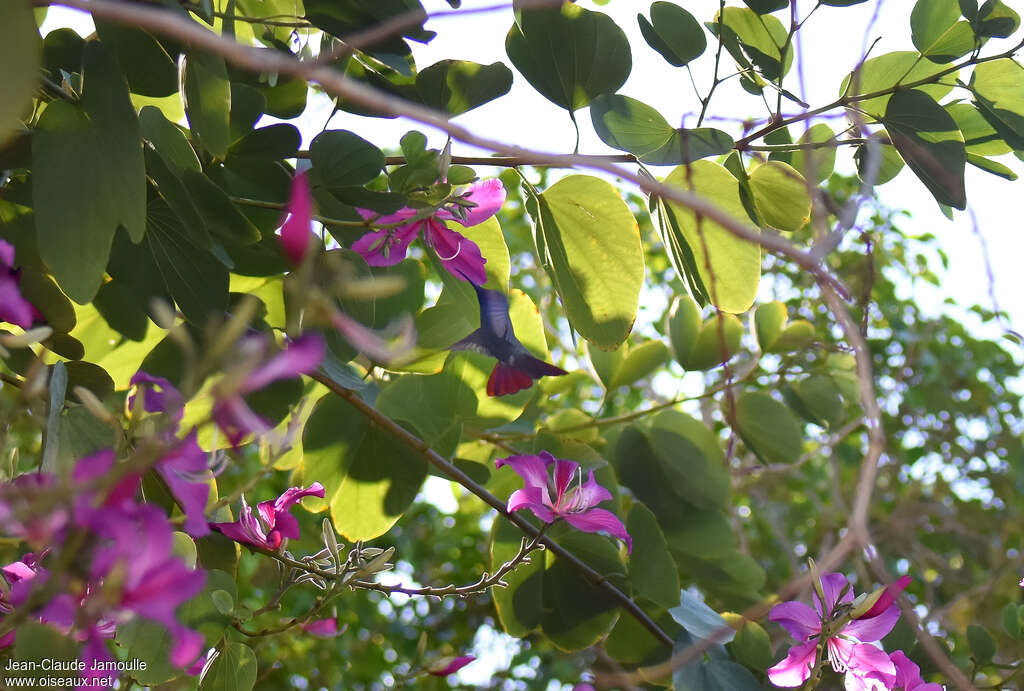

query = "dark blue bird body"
[{"left": 450, "top": 286, "right": 567, "bottom": 396}]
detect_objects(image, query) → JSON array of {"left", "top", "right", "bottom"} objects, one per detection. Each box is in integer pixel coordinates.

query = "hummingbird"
[{"left": 451, "top": 285, "right": 567, "bottom": 397}]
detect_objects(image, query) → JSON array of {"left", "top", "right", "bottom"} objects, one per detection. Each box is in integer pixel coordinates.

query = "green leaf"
[
  {"left": 637, "top": 2, "right": 706, "bottom": 67},
  {"left": 0, "top": 0, "right": 41, "bottom": 147},
  {"left": 842, "top": 51, "right": 956, "bottom": 120},
  {"left": 309, "top": 130, "right": 386, "bottom": 188},
  {"left": 674, "top": 656, "right": 762, "bottom": 691},
  {"left": 883, "top": 89, "right": 967, "bottom": 209},
  {"left": 660, "top": 162, "right": 761, "bottom": 313},
  {"left": 947, "top": 102, "right": 1013, "bottom": 155},
  {"left": 200, "top": 642, "right": 258, "bottom": 691},
  {"left": 146, "top": 199, "right": 229, "bottom": 323},
  {"left": 94, "top": 19, "right": 179, "bottom": 96},
  {"left": 967, "top": 624, "right": 996, "bottom": 663},
  {"left": 375, "top": 371, "right": 464, "bottom": 458},
  {"left": 32, "top": 41, "right": 146, "bottom": 302},
  {"left": 821, "top": 0, "right": 870, "bottom": 4},
  {"left": 115, "top": 619, "right": 178, "bottom": 684},
  {"left": 791, "top": 123, "right": 837, "bottom": 183},
  {"left": 743, "top": 0, "right": 788, "bottom": 13},
  {"left": 967, "top": 152, "right": 1018, "bottom": 179},
  {"left": 536, "top": 175, "right": 644, "bottom": 349},
  {"left": 611, "top": 340, "right": 670, "bottom": 389},
  {"left": 13, "top": 623, "right": 80, "bottom": 682},
  {"left": 718, "top": 7, "right": 792, "bottom": 81},
  {"left": 727, "top": 620, "right": 773, "bottom": 671},
  {"left": 748, "top": 161, "right": 812, "bottom": 231},
  {"left": 416, "top": 60, "right": 513, "bottom": 116},
  {"left": 301, "top": 393, "right": 427, "bottom": 540},
  {"left": 911, "top": 0, "right": 976, "bottom": 63},
  {"left": 734, "top": 391, "right": 804, "bottom": 464},
  {"left": 490, "top": 517, "right": 544, "bottom": 637},
  {"left": 667, "top": 296, "right": 744, "bottom": 371},
  {"left": 669, "top": 589, "right": 735, "bottom": 643},
  {"left": 754, "top": 300, "right": 786, "bottom": 351},
  {"left": 139, "top": 106, "right": 202, "bottom": 173},
  {"left": 788, "top": 375, "right": 846, "bottom": 427},
  {"left": 229, "top": 123, "right": 300, "bottom": 160},
  {"left": 970, "top": 59, "right": 1024, "bottom": 150},
  {"left": 590, "top": 94, "right": 733, "bottom": 165},
  {"left": 17, "top": 268, "right": 75, "bottom": 333},
  {"left": 649, "top": 410, "right": 730, "bottom": 511},
  {"left": 505, "top": 3, "right": 631, "bottom": 113},
  {"left": 627, "top": 502, "right": 681, "bottom": 608},
  {"left": 184, "top": 50, "right": 231, "bottom": 159},
  {"left": 1002, "top": 601, "right": 1020, "bottom": 637},
  {"left": 855, "top": 138, "right": 906, "bottom": 185},
  {"left": 181, "top": 170, "right": 262, "bottom": 245},
  {"left": 976, "top": 0, "right": 1020, "bottom": 37}
]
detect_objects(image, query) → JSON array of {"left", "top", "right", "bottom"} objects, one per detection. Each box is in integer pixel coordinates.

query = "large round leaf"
[
  {"left": 911, "top": 0, "right": 975, "bottom": 63},
  {"left": 415, "top": 59, "right": 513, "bottom": 116},
  {"left": 506, "top": 3, "right": 631, "bottom": 113},
  {"left": 970, "top": 59, "right": 1024, "bottom": 150},
  {"left": 301, "top": 394, "right": 427, "bottom": 540},
  {"left": 841, "top": 51, "right": 956, "bottom": 120},
  {"left": 733, "top": 391, "right": 803, "bottom": 464},
  {"left": 637, "top": 2, "right": 707, "bottom": 67},
  {"left": 537, "top": 175, "right": 643, "bottom": 349},
  {"left": 660, "top": 162, "right": 760, "bottom": 314},
  {"left": 748, "top": 161, "right": 812, "bottom": 231},
  {"left": 32, "top": 41, "right": 146, "bottom": 303}
]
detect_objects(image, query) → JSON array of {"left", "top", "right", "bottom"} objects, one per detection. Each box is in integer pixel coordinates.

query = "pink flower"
[
  {"left": 352, "top": 178, "right": 506, "bottom": 285},
  {"left": 129, "top": 371, "right": 184, "bottom": 426},
  {"left": 0, "top": 474, "right": 68, "bottom": 546},
  {"left": 767, "top": 573, "right": 900, "bottom": 688},
  {"left": 889, "top": 650, "right": 942, "bottom": 691},
  {"left": 212, "top": 334, "right": 325, "bottom": 446},
  {"left": 0, "top": 239, "right": 39, "bottom": 329},
  {"left": 210, "top": 482, "right": 325, "bottom": 550},
  {"left": 495, "top": 452, "right": 631, "bottom": 553},
  {"left": 426, "top": 655, "right": 475, "bottom": 676},
  {"left": 279, "top": 172, "right": 315, "bottom": 266},
  {"left": 301, "top": 617, "right": 345, "bottom": 637}
]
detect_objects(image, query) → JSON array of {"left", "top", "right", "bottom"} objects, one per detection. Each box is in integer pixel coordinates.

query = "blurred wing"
[
  {"left": 450, "top": 329, "right": 489, "bottom": 354},
  {"left": 475, "top": 286, "right": 513, "bottom": 341}
]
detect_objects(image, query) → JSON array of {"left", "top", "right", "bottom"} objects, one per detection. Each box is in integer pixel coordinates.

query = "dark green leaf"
[
  {"left": 0, "top": 0, "right": 41, "bottom": 147},
  {"left": 139, "top": 106, "right": 202, "bottom": 173},
  {"left": 181, "top": 170, "right": 262, "bottom": 245},
  {"left": 506, "top": 3, "right": 631, "bottom": 112},
  {"left": 977, "top": 0, "right": 1020, "bottom": 37},
  {"left": 627, "top": 502, "right": 681, "bottom": 608},
  {"left": 94, "top": 19, "right": 179, "bottom": 96},
  {"left": 13, "top": 623, "right": 80, "bottom": 682},
  {"left": 416, "top": 60, "right": 513, "bottom": 116},
  {"left": 743, "top": 0, "right": 788, "bottom": 13},
  {"left": 590, "top": 94, "right": 733, "bottom": 165},
  {"left": 184, "top": 50, "right": 231, "bottom": 159},
  {"left": 310, "top": 130, "right": 386, "bottom": 187},
  {"left": 229, "top": 123, "right": 300, "bottom": 160},
  {"left": 637, "top": 2, "right": 706, "bottom": 67},
  {"left": 674, "top": 657, "right": 762, "bottom": 691},
  {"left": 17, "top": 268, "right": 75, "bottom": 333},
  {"left": 32, "top": 41, "right": 146, "bottom": 302},
  {"left": 734, "top": 391, "right": 804, "bottom": 464},
  {"left": 146, "top": 199, "right": 229, "bottom": 323},
  {"left": 883, "top": 89, "right": 967, "bottom": 209},
  {"left": 967, "top": 152, "right": 1018, "bottom": 179},
  {"left": 967, "top": 624, "right": 996, "bottom": 663},
  {"left": 718, "top": 7, "right": 792, "bottom": 81}
]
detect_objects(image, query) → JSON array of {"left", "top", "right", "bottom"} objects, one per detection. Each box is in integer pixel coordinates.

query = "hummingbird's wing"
[
  {"left": 450, "top": 328, "right": 488, "bottom": 354},
  {"left": 474, "top": 285, "right": 513, "bottom": 341}
]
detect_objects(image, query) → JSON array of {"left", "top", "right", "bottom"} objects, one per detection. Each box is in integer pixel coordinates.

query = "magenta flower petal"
[
  {"left": 280, "top": 172, "right": 314, "bottom": 266},
  {"left": 571, "top": 471, "right": 614, "bottom": 511},
  {"left": 351, "top": 221, "right": 421, "bottom": 267},
  {"left": 80, "top": 632, "right": 116, "bottom": 690},
  {"left": 437, "top": 179, "right": 506, "bottom": 226},
  {"left": 129, "top": 372, "right": 184, "bottom": 421},
  {"left": 243, "top": 334, "right": 326, "bottom": 393},
  {"left": 856, "top": 575, "right": 912, "bottom": 620},
  {"left": 506, "top": 487, "right": 556, "bottom": 522},
  {"left": 769, "top": 600, "right": 821, "bottom": 641},
  {"left": 302, "top": 618, "right": 342, "bottom": 637},
  {"left": 816, "top": 572, "right": 853, "bottom": 615},
  {"left": 0, "top": 274, "right": 34, "bottom": 329},
  {"left": 355, "top": 206, "right": 420, "bottom": 225},
  {"left": 157, "top": 430, "right": 211, "bottom": 538},
  {"left": 495, "top": 453, "right": 553, "bottom": 493},
  {"left": 332, "top": 312, "right": 415, "bottom": 363},
  {"left": 427, "top": 655, "right": 475, "bottom": 676},
  {"left": 422, "top": 218, "right": 487, "bottom": 285},
  {"left": 767, "top": 640, "right": 817, "bottom": 687},
  {"left": 562, "top": 508, "right": 632, "bottom": 554},
  {"left": 844, "top": 602, "right": 900, "bottom": 642},
  {"left": 0, "top": 240, "right": 13, "bottom": 267},
  {"left": 552, "top": 458, "right": 578, "bottom": 505},
  {"left": 213, "top": 397, "right": 271, "bottom": 448},
  {"left": 168, "top": 624, "right": 205, "bottom": 668},
  {"left": 890, "top": 650, "right": 942, "bottom": 691},
  {"left": 830, "top": 640, "right": 896, "bottom": 687}
]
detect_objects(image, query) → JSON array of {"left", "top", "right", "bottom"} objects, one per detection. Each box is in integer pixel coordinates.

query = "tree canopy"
[{"left": 1, "top": 0, "right": 1024, "bottom": 690}]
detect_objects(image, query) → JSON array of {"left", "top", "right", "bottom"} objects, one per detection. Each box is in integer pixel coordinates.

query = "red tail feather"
[{"left": 487, "top": 363, "right": 535, "bottom": 396}]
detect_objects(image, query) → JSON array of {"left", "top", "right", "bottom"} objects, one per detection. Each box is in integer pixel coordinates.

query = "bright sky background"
[{"left": 37, "top": 2, "right": 1024, "bottom": 687}]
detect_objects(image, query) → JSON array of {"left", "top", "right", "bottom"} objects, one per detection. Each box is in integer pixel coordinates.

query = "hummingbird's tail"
[{"left": 486, "top": 357, "right": 567, "bottom": 396}]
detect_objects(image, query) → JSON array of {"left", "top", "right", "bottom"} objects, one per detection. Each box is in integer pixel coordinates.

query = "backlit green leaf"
[
  {"left": 637, "top": 2, "right": 706, "bottom": 67},
  {"left": 748, "top": 161, "right": 812, "bottom": 231},
  {"left": 416, "top": 60, "right": 513, "bottom": 116},
  {"left": 0, "top": 0, "right": 40, "bottom": 147},
  {"left": 184, "top": 50, "right": 231, "bottom": 159}
]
